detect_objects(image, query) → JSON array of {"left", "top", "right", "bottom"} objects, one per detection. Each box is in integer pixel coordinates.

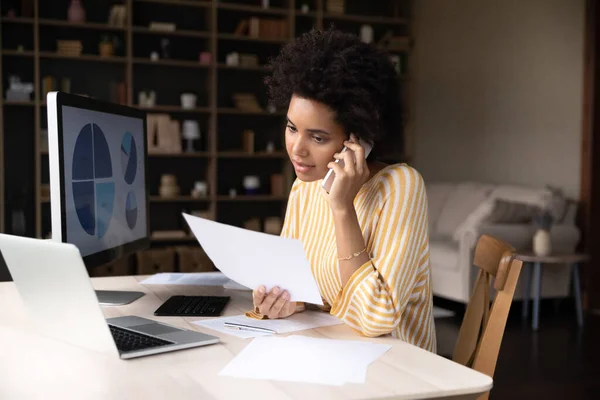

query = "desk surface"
[{"left": 0, "top": 276, "right": 492, "bottom": 400}]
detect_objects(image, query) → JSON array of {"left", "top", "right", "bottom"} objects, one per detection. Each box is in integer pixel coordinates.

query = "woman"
[{"left": 250, "top": 29, "right": 436, "bottom": 352}]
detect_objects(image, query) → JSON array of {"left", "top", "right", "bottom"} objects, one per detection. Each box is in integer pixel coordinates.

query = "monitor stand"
[{"left": 95, "top": 290, "right": 145, "bottom": 306}]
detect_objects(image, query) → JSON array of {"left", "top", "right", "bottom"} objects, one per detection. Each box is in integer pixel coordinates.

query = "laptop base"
[{"left": 96, "top": 290, "right": 145, "bottom": 306}]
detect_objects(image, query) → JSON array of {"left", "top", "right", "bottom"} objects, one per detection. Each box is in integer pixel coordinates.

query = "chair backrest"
[{"left": 453, "top": 234, "right": 524, "bottom": 397}]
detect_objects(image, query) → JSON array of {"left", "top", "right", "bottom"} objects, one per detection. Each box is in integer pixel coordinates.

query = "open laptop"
[{"left": 0, "top": 233, "right": 219, "bottom": 359}]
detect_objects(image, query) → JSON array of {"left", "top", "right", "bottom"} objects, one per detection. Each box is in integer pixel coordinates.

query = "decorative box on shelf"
[
  {"left": 56, "top": 40, "right": 82, "bottom": 57},
  {"left": 326, "top": 0, "right": 345, "bottom": 13},
  {"left": 136, "top": 248, "right": 176, "bottom": 275},
  {"left": 175, "top": 246, "right": 214, "bottom": 273}
]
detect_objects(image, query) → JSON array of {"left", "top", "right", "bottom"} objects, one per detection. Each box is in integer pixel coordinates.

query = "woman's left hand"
[{"left": 322, "top": 134, "right": 370, "bottom": 212}]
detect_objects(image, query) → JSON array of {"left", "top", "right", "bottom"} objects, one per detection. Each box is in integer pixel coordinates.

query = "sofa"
[{"left": 426, "top": 182, "right": 580, "bottom": 304}]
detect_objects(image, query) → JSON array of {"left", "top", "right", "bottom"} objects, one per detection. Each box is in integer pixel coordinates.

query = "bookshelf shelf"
[
  {"left": 4, "top": 101, "right": 35, "bottom": 106},
  {"left": 38, "top": 52, "right": 127, "bottom": 63},
  {"left": 132, "top": 26, "right": 211, "bottom": 38},
  {"left": 150, "top": 196, "right": 210, "bottom": 202},
  {"left": 217, "top": 33, "right": 289, "bottom": 44},
  {"left": 38, "top": 19, "right": 126, "bottom": 31},
  {"left": 216, "top": 195, "right": 288, "bottom": 202},
  {"left": 133, "top": 58, "right": 212, "bottom": 68},
  {"left": 1, "top": 50, "right": 35, "bottom": 57},
  {"left": 0, "top": 17, "right": 34, "bottom": 24},
  {"left": 217, "top": 3, "right": 289, "bottom": 15},
  {"left": 134, "top": 0, "right": 212, "bottom": 8}
]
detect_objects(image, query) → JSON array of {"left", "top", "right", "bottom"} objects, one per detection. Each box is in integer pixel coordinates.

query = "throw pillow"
[{"left": 484, "top": 199, "right": 537, "bottom": 224}]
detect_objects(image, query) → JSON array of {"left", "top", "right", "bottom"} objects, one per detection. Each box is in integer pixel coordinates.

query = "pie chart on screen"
[
  {"left": 120, "top": 131, "right": 137, "bottom": 185},
  {"left": 71, "top": 123, "right": 114, "bottom": 239},
  {"left": 125, "top": 191, "right": 138, "bottom": 230}
]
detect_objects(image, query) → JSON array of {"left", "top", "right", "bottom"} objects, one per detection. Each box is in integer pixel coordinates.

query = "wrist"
[{"left": 330, "top": 202, "right": 355, "bottom": 216}]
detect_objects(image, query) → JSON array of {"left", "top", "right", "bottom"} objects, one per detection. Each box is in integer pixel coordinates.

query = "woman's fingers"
[
  {"left": 252, "top": 285, "right": 266, "bottom": 312},
  {"left": 258, "top": 286, "right": 280, "bottom": 314},
  {"left": 267, "top": 291, "right": 290, "bottom": 318}
]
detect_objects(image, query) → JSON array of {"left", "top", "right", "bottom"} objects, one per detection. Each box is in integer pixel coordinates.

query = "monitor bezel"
[{"left": 49, "top": 92, "right": 150, "bottom": 269}]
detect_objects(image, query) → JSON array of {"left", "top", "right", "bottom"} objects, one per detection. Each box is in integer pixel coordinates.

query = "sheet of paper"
[
  {"left": 192, "top": 311, "right": 343, "bottom": 339},
  {"left": 219, "top": 335, "right": 391, "bottom": 385},
  {"left": 183, "top": 213, "right": 323, "bottom": 305},
  {"left": 222, "top": 280, "right": 251, "bottom": 291},
  {"left": 138, "top": 272, "right": 231, "bottom": 286}
]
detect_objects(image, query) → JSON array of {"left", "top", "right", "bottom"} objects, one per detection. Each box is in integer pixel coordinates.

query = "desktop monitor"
[{"left": 47, "top": 92, "right": 150, "bottom": 305}]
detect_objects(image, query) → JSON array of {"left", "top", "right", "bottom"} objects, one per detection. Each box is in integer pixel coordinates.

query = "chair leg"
[
  {"left": 521, "top": 263, "right": 532, "bottom": 320},
  {"left": 532, "top": 262, "right": 542, "bottom": 331},
  {"left": 572, "top": 263, "right": 584, "bottom": 327}
]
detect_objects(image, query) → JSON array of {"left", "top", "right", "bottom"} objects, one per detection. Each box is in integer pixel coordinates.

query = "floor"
[{"left": 434, "top": 298, "right": 600, "bottom": 399}]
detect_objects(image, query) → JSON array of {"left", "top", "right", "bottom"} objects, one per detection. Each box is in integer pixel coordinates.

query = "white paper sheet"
[
  {"left": 138, "top": 272, "right": 231, "bottom": 286},
  {"left": 192, "top": 311, "right": 343, "bottom": 339},
  {"left": 183, "top": 213, "right": 323, "bottom": 305},
  {"left": 219, "top": 335, "right": 391, "bottom": 385},
  {"left": 222, "top": 280, "right": 251, "bottom": 291}
]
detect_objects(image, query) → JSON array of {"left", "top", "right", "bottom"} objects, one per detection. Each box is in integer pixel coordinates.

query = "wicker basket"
[
  {"left": 90, "top": 254, "right": 133, "bottom": 277},
  {"left": 176, "top": 246, "right": 214, "bottom": 273},
  {"left": 136, "top": 248, "right": 176, "bottom": 275}
]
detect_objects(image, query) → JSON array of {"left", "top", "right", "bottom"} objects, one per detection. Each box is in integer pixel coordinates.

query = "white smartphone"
[{"left": 322, "top": 138, "right": 373, "bottom": 193}]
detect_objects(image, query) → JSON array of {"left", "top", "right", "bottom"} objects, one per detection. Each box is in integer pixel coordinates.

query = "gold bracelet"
[{"left": 338, "top": 247, "right": 367, "bottom": 261}]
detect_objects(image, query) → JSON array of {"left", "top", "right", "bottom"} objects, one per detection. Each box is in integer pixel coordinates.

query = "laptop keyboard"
[{"left": 109, "top": 324, "right": 173, "bottom": 352}]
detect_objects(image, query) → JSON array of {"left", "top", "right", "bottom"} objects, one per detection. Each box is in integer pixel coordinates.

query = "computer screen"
[{"left": 48, "top": 92, "right": 150, "bottom": 268}]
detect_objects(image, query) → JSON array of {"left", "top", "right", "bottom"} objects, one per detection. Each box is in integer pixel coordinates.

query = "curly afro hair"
[{"left": 265, "top": 28, "right": 402, "bottom": 151}]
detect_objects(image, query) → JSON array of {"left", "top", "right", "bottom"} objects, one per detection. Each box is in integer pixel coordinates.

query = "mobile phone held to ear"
[{"left": 322, "top": 138, "right": 373, "bottom": 193}]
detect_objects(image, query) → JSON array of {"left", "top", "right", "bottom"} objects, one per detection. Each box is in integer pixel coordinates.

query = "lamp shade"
[{"left": 182, "top": 120, "right": 200, "bottom": 140}]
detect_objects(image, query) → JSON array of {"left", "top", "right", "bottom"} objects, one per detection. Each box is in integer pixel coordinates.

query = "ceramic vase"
[
  {"left": 68, "top": 0, "right": 85, "bottom": 23},
  {"left": 533, "top": 229, "right": 552, "bottom": 256}
]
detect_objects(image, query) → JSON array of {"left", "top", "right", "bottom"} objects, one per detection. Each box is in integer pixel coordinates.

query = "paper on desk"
[
  {"left": 192, "top": 311, "right": 342, "bottom": 339},
  {"left": 138, "top": 272, "right": 230, "bottom": 286},
  {"left": 219, "top": 335, "right": 391, "bottom": 385},
  {"left": 183, "top": 213, "right": 323, "bottom": 305},
  {"left": 222, "top": 280, "right": 251, "bottom": 291}
]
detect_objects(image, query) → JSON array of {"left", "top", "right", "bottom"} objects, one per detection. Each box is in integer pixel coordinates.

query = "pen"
[{"left": 223, "top": 322, "right": 276, "bottom": 334}]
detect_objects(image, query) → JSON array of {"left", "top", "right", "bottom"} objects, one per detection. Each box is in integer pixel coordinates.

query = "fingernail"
[
  {"left": 273, "top": 287, "right": 280, "bottom": 295},
  {"left": 282, "top": 292, "right": 289, "bottom": 300},
  {"left": 259, "top": 286, "right": 265, "bottom": 294}
]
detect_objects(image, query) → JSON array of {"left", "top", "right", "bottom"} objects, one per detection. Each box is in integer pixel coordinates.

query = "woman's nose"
[{"left": 292, "top": 136, "right": 309, "bottom": 157}]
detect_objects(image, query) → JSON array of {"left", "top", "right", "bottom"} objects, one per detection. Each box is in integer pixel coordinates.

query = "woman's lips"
[{"left": 292, "top": 160, "right": 314, "bottom": 173}]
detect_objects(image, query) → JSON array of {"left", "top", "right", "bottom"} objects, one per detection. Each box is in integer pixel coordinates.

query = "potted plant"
[{"left": 99, "top": 35, "right": 115, "bottom": 57}]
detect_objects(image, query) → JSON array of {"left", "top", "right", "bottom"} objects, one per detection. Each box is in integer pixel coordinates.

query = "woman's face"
[{"left": 285, "top": 94, "right": 347, "bottom": 182}]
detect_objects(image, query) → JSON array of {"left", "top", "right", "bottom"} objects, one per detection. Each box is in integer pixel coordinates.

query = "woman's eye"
[
  {"left": 313, "top": 136, "right": 325, "bottom": 143},
  {"left": 287, "top": 125, "right": 297, "bottom": 133}
]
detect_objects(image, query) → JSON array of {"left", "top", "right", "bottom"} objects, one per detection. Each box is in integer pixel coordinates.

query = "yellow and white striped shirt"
[{"left": 282, "top": 164, "right": 436, "bottom": 353}]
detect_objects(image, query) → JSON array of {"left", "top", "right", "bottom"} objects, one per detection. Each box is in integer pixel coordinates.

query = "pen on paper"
[{"left": 223, "top": 322, "right": 276, "bottom": 334}]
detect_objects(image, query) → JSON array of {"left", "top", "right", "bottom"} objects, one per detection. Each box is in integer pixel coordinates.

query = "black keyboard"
[
  {"left": 109, "top": 324, "right": 173, "bottom": 352},
  {"left": 154, "top": 295, "right": 230, "bottom": 317}
]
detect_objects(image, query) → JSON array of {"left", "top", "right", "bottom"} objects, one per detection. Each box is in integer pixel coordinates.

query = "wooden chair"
[{"left": 452, "top": 234, "right": 524, "bottom": 399}]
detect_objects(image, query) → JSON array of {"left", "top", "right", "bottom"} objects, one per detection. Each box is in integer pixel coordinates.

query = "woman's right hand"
[{"left": 253, "top": 285, "right": 296, "bottom": 319}]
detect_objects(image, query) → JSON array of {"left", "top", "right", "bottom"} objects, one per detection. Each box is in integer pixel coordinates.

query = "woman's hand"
[
  {"left": 323, "top": 134, "right": 370, "bottom": 212},
  {"left": 253, "top": 285, "right": 296, "bottom": 319}
]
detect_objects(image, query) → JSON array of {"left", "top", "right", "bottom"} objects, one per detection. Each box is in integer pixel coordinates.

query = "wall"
[{"left": 412, "top": 0, "right": 585, "bottom": 198}]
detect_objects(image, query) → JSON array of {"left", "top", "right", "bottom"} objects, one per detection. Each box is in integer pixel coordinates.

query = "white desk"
[{"left": 0, "top": 276, "right": 492, "bottom": 400}]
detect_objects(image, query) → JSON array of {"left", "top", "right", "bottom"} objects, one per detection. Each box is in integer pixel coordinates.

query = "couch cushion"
[
  {"left": 484, "top": 199, "right": 537, "bottom": 223},
  {"left": 425, "top": 183, "right": 456, "bottom": 235},
  {"left": 434, "top": 182, "right": 493, "bottom": 237},
  {"left": 429, "top": 238, "right": 459, "bottom": 271}
]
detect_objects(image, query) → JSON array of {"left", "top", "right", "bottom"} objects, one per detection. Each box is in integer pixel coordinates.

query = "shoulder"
[{"left": 368, "top": 164, "right": 426, "bottom": 198}]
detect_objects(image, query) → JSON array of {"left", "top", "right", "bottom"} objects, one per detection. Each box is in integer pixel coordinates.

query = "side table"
[{"left": 515, "top": 252, "right": 589, "bottom": 330}]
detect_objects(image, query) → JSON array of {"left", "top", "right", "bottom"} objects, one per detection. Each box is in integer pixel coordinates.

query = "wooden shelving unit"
[{"left": 1, "top": 0, "right": 412, "bottom": 256}]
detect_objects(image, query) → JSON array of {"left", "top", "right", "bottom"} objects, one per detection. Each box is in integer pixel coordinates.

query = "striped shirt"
[{"left": 282, "top": 164, "right": 436, "bottom": 352}]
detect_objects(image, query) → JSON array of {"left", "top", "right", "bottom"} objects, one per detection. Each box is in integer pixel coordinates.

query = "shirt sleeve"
[{"left": 330, "top": 167, "right": 430, "bottom": 337}]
